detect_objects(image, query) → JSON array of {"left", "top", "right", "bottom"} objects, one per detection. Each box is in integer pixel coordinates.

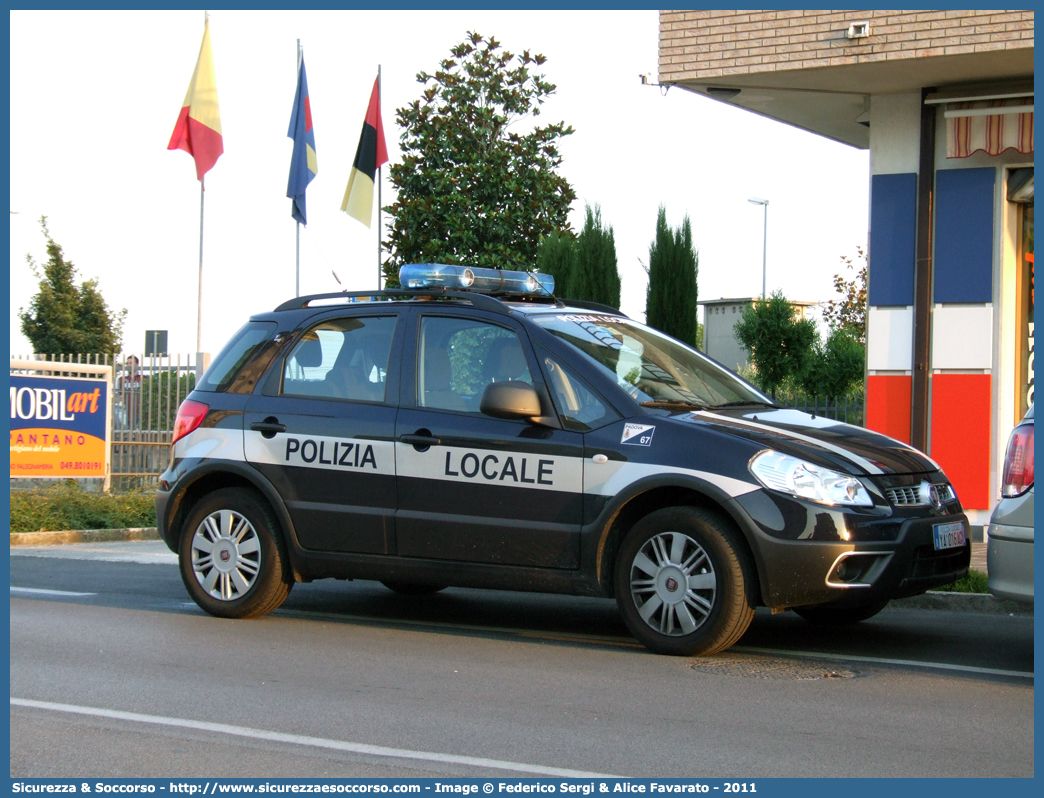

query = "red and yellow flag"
[
  {"left": 168, "top": 18, "right": 224, "bottom": 181},
  {"left": 341, "top": 75, "right": 388, "bottom": 227}
]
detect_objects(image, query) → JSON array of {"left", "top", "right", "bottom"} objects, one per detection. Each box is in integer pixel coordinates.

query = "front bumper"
[{"left": 732, "top": 491, "right": 970, "bottom": 608}]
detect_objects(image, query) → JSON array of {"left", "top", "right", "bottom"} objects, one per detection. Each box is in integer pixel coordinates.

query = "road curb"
[
  {"left": 9, "top": 527, "right": 160, "bottom": 546},
  {"left": 892, "top": 591, "right": 1033, "bottom": 616}
]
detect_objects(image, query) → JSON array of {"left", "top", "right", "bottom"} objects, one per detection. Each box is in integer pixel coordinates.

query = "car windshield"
[{"left": 532, "top": 313, "right": 771, "bottom": 408}]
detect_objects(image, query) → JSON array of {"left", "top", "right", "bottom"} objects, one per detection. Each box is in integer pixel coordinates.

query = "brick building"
[{"left": 659, "top": 10, "right": 1034, "bottom": 521}]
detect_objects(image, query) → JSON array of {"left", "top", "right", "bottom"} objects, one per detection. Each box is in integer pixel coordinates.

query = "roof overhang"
[{"left": 666, "top": 49, "right": 1034, "bottom": 149}]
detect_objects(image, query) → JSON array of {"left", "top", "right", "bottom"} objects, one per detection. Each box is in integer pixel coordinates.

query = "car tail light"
[
  {"left": 1001, "top": 424, "right": 1034, "bottom": 497},
  {"left": 172, "top": 399, "right": 210, "bottom": 445}
]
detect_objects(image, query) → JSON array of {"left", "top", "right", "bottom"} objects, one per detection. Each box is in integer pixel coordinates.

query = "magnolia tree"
[{"left": 383, "top": 32, "right": 576, "bottom": 285}]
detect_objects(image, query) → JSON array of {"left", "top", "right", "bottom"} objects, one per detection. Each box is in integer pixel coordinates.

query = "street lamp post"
[{"left": 748, "top": 197, "right": 769, "bottom": 300}]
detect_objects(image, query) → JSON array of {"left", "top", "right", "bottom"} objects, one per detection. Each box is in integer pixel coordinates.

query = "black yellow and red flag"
[
  {"left": 340, "top": 75, "right": 388, "bottom": 227},
  {"left": 167, "top": 18, "right": 223, "bottom": 181}
]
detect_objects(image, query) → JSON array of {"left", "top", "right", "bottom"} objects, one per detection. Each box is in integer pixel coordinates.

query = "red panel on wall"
[
  {"left": 930, "top": 373, "right": 992, "bottom": 510},
  {"left": 867, "top": 375, "right": 912, "bottom": 444}
]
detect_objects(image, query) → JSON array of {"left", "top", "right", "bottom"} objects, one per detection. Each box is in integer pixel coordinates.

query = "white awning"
[{"left": 946, "top": 98, "right": 1034, "bottom": 159}]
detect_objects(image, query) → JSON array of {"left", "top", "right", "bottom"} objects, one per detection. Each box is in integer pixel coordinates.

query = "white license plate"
[{"left": 933, "top": 521, "right": 967, "bottom": 551}]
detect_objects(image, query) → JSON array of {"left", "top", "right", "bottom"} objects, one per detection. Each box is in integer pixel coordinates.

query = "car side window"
[
  {"left": 282, "top": 316, "right": 397, "bottom": 403},
  {"left": 418, "top": 316, "right": 532, "bottom": 413},
  {"left": 540, "top": 352, "right": 617, "bottom": 431}
]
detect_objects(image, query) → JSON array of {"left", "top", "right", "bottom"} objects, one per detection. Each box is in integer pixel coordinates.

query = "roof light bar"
[{"left": 398, "top": 264, "right": 554, "bottom": 296}]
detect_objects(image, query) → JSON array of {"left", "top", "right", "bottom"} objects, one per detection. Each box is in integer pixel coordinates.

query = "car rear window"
[{"left": 197, "top": 321, "right": 277, "bottom": 392}]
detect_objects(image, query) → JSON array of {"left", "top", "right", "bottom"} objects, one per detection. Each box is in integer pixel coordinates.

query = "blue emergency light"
[{"left": 398, "top": 263, "right": 555, "bottom": 296}]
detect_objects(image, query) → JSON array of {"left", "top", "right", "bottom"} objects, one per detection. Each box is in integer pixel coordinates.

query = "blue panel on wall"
[
  {"left": 934, "top": 167, "right": 996, "bottom": 304},
  {"left": 868, "top": 173, "right": 917, "bottom": 306}
]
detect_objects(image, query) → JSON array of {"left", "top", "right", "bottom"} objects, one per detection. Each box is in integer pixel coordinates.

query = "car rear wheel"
[
  {"left": 179, "top": 488, "right": 292, "bottom": 619},
  {"left": 792, "top": 599, "right": 889, "bottom": 625},
  {"left": 614, "top": 506, "right": 755, "bottom": 656},
  {"left": 381, "top": 582, "right": 447, "bottom": 596}
]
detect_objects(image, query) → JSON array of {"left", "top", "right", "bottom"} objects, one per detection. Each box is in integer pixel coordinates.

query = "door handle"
[
  {"left": 399, "top": 432, "right": 441, "bottom": 450},
  {"left": 251, "top": 418, "right": 287, "bottom": 439}
]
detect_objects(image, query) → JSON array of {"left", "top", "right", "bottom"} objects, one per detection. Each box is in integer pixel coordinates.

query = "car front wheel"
[
  {"left": 614, "top": 506, "right": 755, "bottom": 656},
  {"left": 179, "top": 487, "right": 292, "bottom": 619}
]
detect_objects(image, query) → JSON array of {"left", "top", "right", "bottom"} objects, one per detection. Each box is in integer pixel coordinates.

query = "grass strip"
[
  {"left": 930, "top": 568, "right": 988, "bottom": 594},
  {"left": 9, "top": 482, "right": 156, "bottom": 534}
]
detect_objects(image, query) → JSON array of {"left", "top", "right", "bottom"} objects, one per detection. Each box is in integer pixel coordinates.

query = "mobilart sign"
[{"left": 10, "top": 375, "right": 110, "bottom": 478}]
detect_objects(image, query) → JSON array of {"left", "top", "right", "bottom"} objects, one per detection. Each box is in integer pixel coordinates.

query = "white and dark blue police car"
[{"left": 157, "top": 264, "right": 970, "bottom": 656}]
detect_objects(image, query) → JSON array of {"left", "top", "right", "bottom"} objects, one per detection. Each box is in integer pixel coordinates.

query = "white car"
[{"left": 987, "top": 405, "right": 1034, "bottom": 603}]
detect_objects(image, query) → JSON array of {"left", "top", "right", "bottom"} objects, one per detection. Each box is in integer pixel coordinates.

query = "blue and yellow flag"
[{"left": 287, "top": 58, "right": 317, "bottom": 225}]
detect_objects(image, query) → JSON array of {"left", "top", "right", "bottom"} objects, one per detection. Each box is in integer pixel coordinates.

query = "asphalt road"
[{"left": 9, "top": 542, "right": 1036, "bottom": 778}]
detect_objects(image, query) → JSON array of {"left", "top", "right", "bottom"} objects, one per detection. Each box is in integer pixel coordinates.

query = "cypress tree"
[
  {"left": 535, "top": 230, "right": 576, "bottom": 299},
  {"left": 645, "top": 207, "right": 699, "bottom": 347},
  {"left": 572, "top": 204, "right": 621, "bottom": 308}
]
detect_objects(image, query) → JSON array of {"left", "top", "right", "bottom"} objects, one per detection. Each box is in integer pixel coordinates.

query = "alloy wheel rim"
[
  {"left": 630, "top": 531, "right": 716, "bottom": 636},
  {"left": 191, "top": 509, "right": 261, "bottom": 601}
]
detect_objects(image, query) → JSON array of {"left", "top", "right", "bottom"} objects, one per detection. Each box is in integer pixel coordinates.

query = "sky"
[{"left": 9, "top": 9, "right": 870, "bottom": 357}]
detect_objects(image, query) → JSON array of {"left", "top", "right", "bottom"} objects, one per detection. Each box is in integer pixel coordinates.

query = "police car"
[{"left": 156, "top": 264, "right": 970, "bottom": 656}]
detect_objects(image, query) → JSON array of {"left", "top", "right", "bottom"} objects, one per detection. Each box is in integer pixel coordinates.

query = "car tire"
[
  {"left": 179, "top": 487, "right": 293, "bottom": 619},
  {"left": 381, "top": 582, "right": 447, "bottom": 596},
  {"left": 614, "top": 506, "right": 756, "bottom": 656},
  {"left": 792, "top": 600, "right": 889, "bottom": 625}
]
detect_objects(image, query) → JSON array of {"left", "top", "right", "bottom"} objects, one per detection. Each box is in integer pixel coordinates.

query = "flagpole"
[
  {"left": 377, "top": 64, "right": 382, "bottom": 291},
  {"left": 197, "top": 178, "right": 204, "bottom": 353},
  {"left": 197, "top": 9, "right": 208, "bottom": 355},
  {"left": 295, "top": 39, "right": 302, "bottom": 297}
]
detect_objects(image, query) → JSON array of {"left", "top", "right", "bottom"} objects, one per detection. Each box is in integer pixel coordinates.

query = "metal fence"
[
  {"left": 12, "top": 352, "right": 203, "bottom": 492},
  {"left": 13, "top": 352, "right": 867, "bottom": 491},
  {"left": 776, "top": 391, "right": 865, "bottom": 426}
]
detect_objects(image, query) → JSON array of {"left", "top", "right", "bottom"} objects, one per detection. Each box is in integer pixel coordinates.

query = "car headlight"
[{"left": 749, "top": 450, "right": 873, "bottom": 507}]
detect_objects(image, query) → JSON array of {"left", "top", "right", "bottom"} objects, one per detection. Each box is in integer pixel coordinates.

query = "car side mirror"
[{"left": 480, "top": 381, "right": 543, "bottom": 422}]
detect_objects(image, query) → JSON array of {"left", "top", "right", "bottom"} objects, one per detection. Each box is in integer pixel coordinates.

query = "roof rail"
[
  {"left": 561, "top": 299, "right": 627, "bottom": 318},
  {"left": 273, "top": 289, "right": 511, "bottom": 315}
]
